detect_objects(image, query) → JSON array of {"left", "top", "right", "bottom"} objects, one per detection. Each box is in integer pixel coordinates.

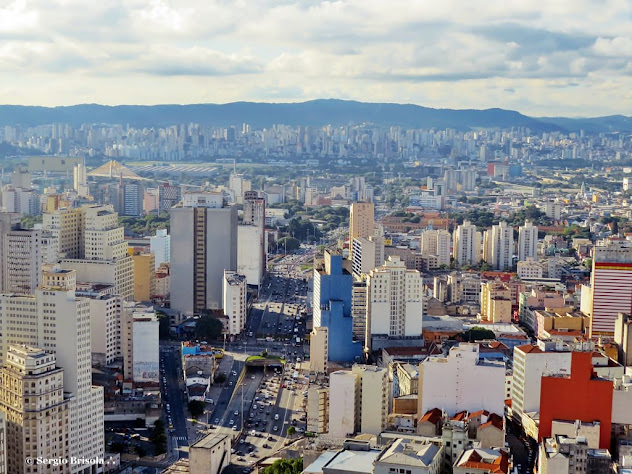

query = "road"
[{"left": 161, "top": 345, "right": 190, "bottom": 460}]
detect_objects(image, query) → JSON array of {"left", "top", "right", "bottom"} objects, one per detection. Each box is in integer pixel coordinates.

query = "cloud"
[{"left": 0, "top": 0, "right": 628, "bottom": 116}]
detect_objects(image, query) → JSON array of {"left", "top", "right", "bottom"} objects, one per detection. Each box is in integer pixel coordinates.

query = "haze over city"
[{"left": 0, "top": 0, "right": 631, "bottom": 116}]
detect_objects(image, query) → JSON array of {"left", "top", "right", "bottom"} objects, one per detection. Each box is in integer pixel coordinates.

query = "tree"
[
  {"left": 188, "top": 400, "right": 205, "bottom": 418},
  {"left": 452, "top": 326, "right": 496, "bottom": 342},
  {"left": 278, "top": 237, "right": 300, "bottom": 252},
  {"left": 262, "top": 458, "right": 303, "bottom": 474},
  {"left": 287, "top": 426, "right": 296, "bottom": 437},
  {"left": 214, "top": 372, "right": 227, "bottom": 384},
  {"left": 195, "top": 315, "right": 224, "bottom": 340},
  {"left": 135, "top": 445, "right": 147, "bottom": 458}
]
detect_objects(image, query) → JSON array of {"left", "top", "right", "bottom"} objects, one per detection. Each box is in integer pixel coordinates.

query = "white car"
[
  {"left": 229, "top": 420, "right": 234, "bottom": 426},
  {"left": 232, "top": 425, "right": 238, "bottom": 431}
]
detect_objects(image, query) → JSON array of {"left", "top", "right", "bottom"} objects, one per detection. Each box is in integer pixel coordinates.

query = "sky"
[{"left": 1, "top": 0, "right": 632, "bottom": 116}]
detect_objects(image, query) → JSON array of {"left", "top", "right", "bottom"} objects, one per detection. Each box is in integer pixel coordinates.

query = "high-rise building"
[
  {"left": 228, "top": 173, "right": 251, "bottom": 204},
  {"left": 582, "top": 243, "right": 632, "bottom": 336},
  {"left": 0, "top": 270, "right": 104, "bottom": 473},
  {"left": 170, "top": 192, "right": 238, "bottom": 315},
  {"left": 87, "top": 293, "right": 124, "bottom": 367},
  {"left": 222, "top": 271, "right": 247, "bottom": 336},
  {"left": 351, "top": 236, "right": 385, "bottom": 277},
  {"left": 122, "top": 183, "right": 144, "bottom": 217},
  {"left": 0, "top": 213, "right": 42, "bottom": 294},
  {"left": 615, "top": 312, "right": 632, "bottom": 367},
  {"left": 158, "top": 183, "right": 182, "bottom": 213},
  {"left": 307, "top": 386, "right": 329, "bottom": 434},
  {"left": 238, "top": 193, "right": 266, "bottom": 286},
  {"left": 366, "top": 256, "right": 423, "bottom": 350},
  {"left": 237, "top": 225, "right": 264, "bottom": 286},
  {"left": 358, "top": 365, "right": 389, "bottom": 435},
  {"left": 150, "top": 228, "right": 170, "bottom": 269},
  {"left": 328, "top": 370, "right": 358, "bottom": 438},
  {"left": 0, "top": 345, "right": 70, "bottom": 474},
  {"left": 480, "top": 281, "right": 512, "bottom": 323},
  {"left": 129, "top": 249, "right": 156, "bottom": 301},
  {"left": 349, "top": 202, "right": 374, "bottom": 257},
  {"left": 418, "top": 343, "right": 506, "bottom": 417},
  {"left": 511, "top": 342, "right": 572, "bottom": 420},
  {"left": 544, "top": 201, "right": 562, "bottom": 221},
  {"left": 453, "top": 220, "right": 481, "bottom": 266},
  {"left": 309, "top": 326, "right": 328, "bottom": 374},
  {"left": 73, "top": 163, "right": 89, "bottom": 197},
  {"left": 44, "top": 205, "right": 134, "bottom": 300},
  {"left": 122, "top": 303, "right": 159, "bottom": 383},
  {"left": 312, "top": 251, "right": 362, "bottom": 362},
  {"left": 420, "top": 229, "right": 451, "bottom": 267},
  {"left": 518, "top": 220, "right": 538, "bottom": 262},
  {"left": 485, "top": 221, "right": 514, "bottom": 271}
]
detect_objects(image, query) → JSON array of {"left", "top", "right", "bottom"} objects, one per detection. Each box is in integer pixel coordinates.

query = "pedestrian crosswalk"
[{"left": 173, "top": 436, "right": 188, "bottom": 441}]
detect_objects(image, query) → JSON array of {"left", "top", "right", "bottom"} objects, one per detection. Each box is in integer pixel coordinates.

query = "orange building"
[{"left": 539, "top": 351, "right": 613, "bottom": 449}]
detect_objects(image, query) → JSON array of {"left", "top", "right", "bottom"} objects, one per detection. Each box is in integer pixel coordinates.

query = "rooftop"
[{"left": 376, "top": 439, "right": 441, "bottom": 467}]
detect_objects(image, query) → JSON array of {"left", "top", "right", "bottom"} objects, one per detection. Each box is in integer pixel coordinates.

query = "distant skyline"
[{"left": 1, "top": 0, "right": 631, "bottom": 117}]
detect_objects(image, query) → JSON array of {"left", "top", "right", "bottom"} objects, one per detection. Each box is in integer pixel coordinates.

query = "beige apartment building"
[{"left": 0, "top": 345, "right": 70, "bottom": 474}]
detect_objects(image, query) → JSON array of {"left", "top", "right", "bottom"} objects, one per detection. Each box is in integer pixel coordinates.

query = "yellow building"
[
  {"left": 480, "top": 281, "right": 512, "bottom": 323},
  {"left": 128, "top": 248, "right": 156, "bottom": 302},
  {"left": 349, "top": 202, "right": 374, "bottom": 257}
]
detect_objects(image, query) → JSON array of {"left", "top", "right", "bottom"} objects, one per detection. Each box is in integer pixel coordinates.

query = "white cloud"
[{"left": 0, "top": 0, "right": 630, "bottom": 115}]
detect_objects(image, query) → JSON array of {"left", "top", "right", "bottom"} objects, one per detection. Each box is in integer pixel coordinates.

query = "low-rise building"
[
  {"left": 453, "top": 448, "right": 509, "bottom": 474},
  {"left": 374, "top": 438, "right": 443, "bottom": 474}
]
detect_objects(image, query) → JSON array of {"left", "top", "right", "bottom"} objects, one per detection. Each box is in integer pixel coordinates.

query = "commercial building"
[
  {"left": 44, "top": 204, "right": 134, "bottom": 300},
  {"left": 374, "top": 438, "right": 443, "bottom": 474},
  {"left": 87, "top": 293, "right": 124, "bottom": 367},
  {"left": 366, "top": 256, "right": 423, "bottom": 350},
  {"left": 582, "top": 243, "right": 632, "bottom": 336},
  {"left": 358, "top": 365, "right": 389, "bottom": 435},
  {"left": 170, "top": 192, "right": 238, "bottom": 315},
  {"left": 539, "top": 351, "right": 613, "bottom": 449},
  {"left": 0, "top": 345, "right": 70, "bottom": 474},
  {"left": 349, "top": 202, "right": 374, "bottom": 257},
  {"left": 615, "top": 312, "right": 632, "bottom": 367},
  {"left": 122, "top": 304, "right": 159, "bottom": 383},
  {"left": 312, "top": 251, "right": 362, "bottom": 362},
  {"left": 544, "top": 201, "right": 562, "bottom": 221},
  {"left": 0, "top": 271, "right": 104, "bottom": 474},
  {"left": 511, "top": 341, "right": 572, "bottom": 420},
  {"left": 122, "top": 182, "right": 144, "bottom": 216},
  {"left": 157, "top": 183, "right": 182, "bottom": 212},
  {"left": 328, "top": 370, "right": 359, "bottom": 438},
  {"left": 484, "top": 221, "right": 514, "bottom": 271},
  {"left": 453, "top": 220, "right": 481, "bottom": 266},
  {"left": 188, "top": 433, "right": 231, "bottom": 474},
  {"left": 0, "top": 213, "right": 42, "bottom": 294},
  {"left": 517, "top": 221, "right": 538, "bottom": 262},
  {"left": 237, "top": 224, "right": 264, "bottom": 286},
  {"left": 419, "top": 343, "right": 506, "bottom": 417},
  {"left": 222, "top": 271, "right": 247, "bottom": 336},
  {"left": 309, "top": 326, "right": 328, "bottom": 374},
  {"left": 307, "top": 386, "right": 329, "bottom": 434},
  {"left": 351, "top": 236, "right": 385, "bottom": 277},
  {"left": 150, "top": 229, "right": 170, "bottom": 269},
  {"left": 129, "top": 249, "right": 156, "bottom": 301}
]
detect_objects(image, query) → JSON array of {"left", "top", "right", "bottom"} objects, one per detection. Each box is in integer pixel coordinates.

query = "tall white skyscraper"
[
  {"left": 170, "top": 192, "right": 238, "bottom": 315},
  {"left": 485, "top": 221, "right": 514, "bottom": 271},
  {"left": 420, "top": 229, "right": 451, "bottom": 267},
  {"left": 453, "top": 220, "right": 481, "bottom": 266},
  {"left": 366, "top": 256, "right": 423, "bottom": 350},
  {"left": 150, "top": 228, "right": 171, "bottom": 269},
  {"left": 223, "top": 271, "right": 247, "bottom": 336},
  {"left": 0, "top": 269, "right": 104, "bottom": 474},
  {"left": 518, "top": 220, "right": 538, "bottom": 262}
]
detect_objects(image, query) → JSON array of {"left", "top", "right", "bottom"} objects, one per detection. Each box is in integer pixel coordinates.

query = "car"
[
  {"left": 215, "top": 418, "right": 220, "bottom": 424},
  {"left": 273, "top": 426, "right": 278, "bottom": 431},
  {"left": 229, "top": 420, "right": 234, "bottom": 426},
  {"left": 235, "top": 411, "right": 239, "bottom": 416},
  {"left": 249, "top": 452, "right": 256, "bottom": 457},
  {"left": 232, "top": 425, "right": 238, "bottom": 431}
]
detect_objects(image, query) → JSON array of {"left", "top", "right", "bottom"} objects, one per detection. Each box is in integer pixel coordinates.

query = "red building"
[{"left": 538, "top": 351, "right": 613, "bottom": 449}]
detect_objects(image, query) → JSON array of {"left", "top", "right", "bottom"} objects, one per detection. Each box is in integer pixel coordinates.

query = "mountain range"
[{"left": 0, "top": 99, "right": 630, "bottom": 133}]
